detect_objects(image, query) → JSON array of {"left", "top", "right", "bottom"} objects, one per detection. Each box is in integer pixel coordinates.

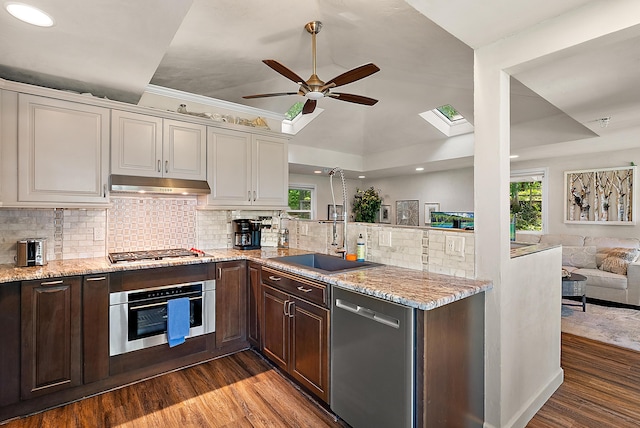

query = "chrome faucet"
[{"left": 329, "top": 167, "right": 348, "bottom": 258}]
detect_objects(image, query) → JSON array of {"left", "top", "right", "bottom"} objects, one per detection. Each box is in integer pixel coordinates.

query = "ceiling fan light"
[{"left": 305, "top": 91, "right": 324, "bottom": 100}]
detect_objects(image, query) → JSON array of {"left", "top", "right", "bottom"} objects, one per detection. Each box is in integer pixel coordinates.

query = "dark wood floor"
[
  {"left": 4, "top": 333, "right": 639, "bottom": 427},
  {"left": 528, "top": 333, "right": 640, "bottom": 427},
  {"left": 1, "top": 350, "right": 348, "bottom": 428}
]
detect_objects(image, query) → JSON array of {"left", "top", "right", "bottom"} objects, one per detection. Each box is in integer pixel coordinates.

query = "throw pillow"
[
  {"left": 600, "top": 247, "right": 640, "bottom": 275},
  {"left": 562, "top": 246, "right": 597, "bottom": 268}
]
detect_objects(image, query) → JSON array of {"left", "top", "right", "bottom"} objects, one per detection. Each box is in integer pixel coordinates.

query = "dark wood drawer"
[{"left": 261, "top": 266, "right": 328, "bottom": 308}]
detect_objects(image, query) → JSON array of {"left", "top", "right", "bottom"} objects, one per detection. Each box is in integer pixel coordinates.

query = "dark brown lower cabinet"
[
  {"left": 215, "top": 260, "right": 248, "bottom": 349},
  {"left": 247, "top": 262, "right": 261, "bottom": 348},
  {"left": 82, "top": 274, "right": 110, "bottom": 384},
  {"left": 21, "top": 276, "right": 82, "bottom": 400},
  {"left": 262, "top": 283, "right": 329, "bottom": 403}
]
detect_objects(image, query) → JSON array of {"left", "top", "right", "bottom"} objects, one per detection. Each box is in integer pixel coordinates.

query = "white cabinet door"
[
  {"left": 206, "top": 127, "right": 288, "bottom": 207},
  {"left": 111, "top": 110, "right": 162, "bottom": 177},
  {"left": 252, "top": 135, "right": 288, "bottom": 206},
  {"left": 207, "top": 127, "right": 252, "bottom": 206},
  {"left": 17, "top": 94, "right": 109, "bottom": 204},
  {"left": 163, "top": 119, "right": 207, "bottom": 180},
  {"left": 111, "top": 112, "right": 206, "bottom": 180}
]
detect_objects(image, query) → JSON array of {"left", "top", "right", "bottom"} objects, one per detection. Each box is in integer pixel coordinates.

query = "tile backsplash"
[{"left": 107, "top": 197, "right": 197, "bottom": 252}]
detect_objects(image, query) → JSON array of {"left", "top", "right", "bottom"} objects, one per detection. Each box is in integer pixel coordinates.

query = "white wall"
[
  {"left": 290, "top": 168, "right": 474, "bottom": 225},
  {"left": 366, "top": 168, "right": 474, "bottom": 225},
  {"left": 513, "top": 145, "right": 640, "bottom": 239}
]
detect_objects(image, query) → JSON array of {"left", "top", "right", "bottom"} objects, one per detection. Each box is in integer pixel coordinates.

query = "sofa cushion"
[
  {"left": 540, "top": 234, "right": 585, "bottom": 246},
  {"left": 562, "top": 246, "right": 597, "bottom": 268},
  {"left": 599, "top": 247, "right": 640, "bottom": 275},
  {"left": 584, "top": 236, "right": 640, "bottom": 267},
  {"left": 575, "top": 268, "right": 628, "bottom": 290}
]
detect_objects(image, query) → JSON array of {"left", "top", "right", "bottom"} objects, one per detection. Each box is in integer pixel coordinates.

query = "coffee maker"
[{"left": 233, "top": 219, "right": 261, "bottom": 250}]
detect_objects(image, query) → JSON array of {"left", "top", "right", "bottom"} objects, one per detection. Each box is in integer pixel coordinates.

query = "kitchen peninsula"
[{"left": 0, "top": 248, "right": 491, "bottom": 426}]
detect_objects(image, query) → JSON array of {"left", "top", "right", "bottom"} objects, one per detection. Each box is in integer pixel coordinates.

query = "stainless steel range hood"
[{"left": 109, "top": 175, "right": 211, "bottom": 195}]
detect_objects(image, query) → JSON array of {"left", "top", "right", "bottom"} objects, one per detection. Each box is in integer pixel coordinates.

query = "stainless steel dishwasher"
[{"left": 331, "top": 287, "right": 415, "bottom": 428}]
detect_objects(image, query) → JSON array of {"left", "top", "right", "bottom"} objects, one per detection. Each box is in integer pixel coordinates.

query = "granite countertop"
[
  {"left": 510, "top": 242, "right": 559, "bottom": 258},
  {"left": 0, "top": 248, "right": 491, "bottom": 311}
]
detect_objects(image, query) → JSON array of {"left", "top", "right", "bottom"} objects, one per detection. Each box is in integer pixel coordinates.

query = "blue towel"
[{"left": 167, "top": 297, "right": 190, "bottom": 347}]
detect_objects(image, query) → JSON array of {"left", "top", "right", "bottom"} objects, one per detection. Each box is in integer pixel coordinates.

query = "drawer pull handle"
[
  {"left": 268, "top": 276, "right": 281, "bottom": 282},
  {"left": 40, "top": 280, "right": 63, "bottom": 286},
  {"left": 86, "top": 276, "right": 106, "bottom": 282},
  {"left": 297, "top": 286, "right": 313, "bottom": 293}
]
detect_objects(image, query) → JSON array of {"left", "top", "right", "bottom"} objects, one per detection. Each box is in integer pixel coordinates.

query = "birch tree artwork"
[{"left": 565, "top": 166, "right": 636, "bottom": 224}]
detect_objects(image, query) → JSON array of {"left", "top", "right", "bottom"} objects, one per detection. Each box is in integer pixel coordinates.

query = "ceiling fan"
[{"left": 243, "top": 21, "right": 380, "bottom": 115}]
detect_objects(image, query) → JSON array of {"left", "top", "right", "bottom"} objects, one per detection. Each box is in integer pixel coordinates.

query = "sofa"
[{"left": 516, "top": 233, "right": 640, "bottom": 307}]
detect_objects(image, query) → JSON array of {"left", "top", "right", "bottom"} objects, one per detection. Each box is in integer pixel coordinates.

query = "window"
[
  {"left": 419, "top": 103, "right": 474, "bottom": 137},
  {"left": 285, "top": 101, "right": 304, "bottom": 120},
  {"left": 287, "top": 184, "right": 316, "bottom": 219},
  {"left": 510, "top": 168, "right": 548, "bottom": 233}
]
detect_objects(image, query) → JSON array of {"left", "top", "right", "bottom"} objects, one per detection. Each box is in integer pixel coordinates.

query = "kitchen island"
[{"left": 0, "top": 248, "right": 491, "bottom": 426}]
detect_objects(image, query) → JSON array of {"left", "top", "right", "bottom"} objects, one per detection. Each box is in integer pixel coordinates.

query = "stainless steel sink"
[{"left": 271, "top": 253, "right": 381, "bottom": 274}]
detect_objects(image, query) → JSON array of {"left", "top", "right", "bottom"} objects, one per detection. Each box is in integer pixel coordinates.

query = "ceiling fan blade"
[
  {"left": 243, "top": 92, "right": 298, "bottom": 99},
  {"left": 302, "top": 99, "right": 317, "bottom": 114},
  {"left": 262, "top": 59, "right": 310, "bottom": 90},
  {"left": 321, "top": 63, "right": 380, "bottom": 90},
  {"left": 328, "top": 92, "right": 378, "bottom": 106}
]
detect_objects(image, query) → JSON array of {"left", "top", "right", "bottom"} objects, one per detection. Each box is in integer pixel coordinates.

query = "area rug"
[{"left": 561, "top": 299, "right": 640, "bottom": 351}]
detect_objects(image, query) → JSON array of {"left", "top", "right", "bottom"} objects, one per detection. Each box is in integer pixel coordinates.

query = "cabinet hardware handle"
[
  {"left": 40, "top": 280, "right": 63, "bottom": 286},
  {"left": 86, "top": 276, "right": 106, "bottom": 282},
  {"left": 165, "top": 160, "right": 169, "bottom": 173},
  {"left": 297, "top": 286, "right": 313, "bottom": 293},
  {"left": 248, "top": 191, "right": 251, "bottom": 202},
  {"left": 253, "top": 190, "right": 256, "bottom": 201},
  {"left": 288, "top": 301, "right": 295, "bottom": 318},
  {"left": 283, "top": 300, "right": 289, "bottom": 316},
  {"left": 157, "top": 160, "right": 161, "bottom": 172},
  {"left": 129, "top": 295, "right": 201, "bottom": 311},
  {"left": 268, "top": 275, "right": 281, "bottom": 282},
  {"left": 217, "top": 268, "right": 222, "bottom": 279},
  {"left": 103, "top": 184, "right": 107, "bottom": 198}
]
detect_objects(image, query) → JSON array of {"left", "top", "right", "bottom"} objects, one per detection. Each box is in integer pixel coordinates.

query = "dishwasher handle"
[{"left": 335, "top": 298, "right": 400, "bottom": 329}]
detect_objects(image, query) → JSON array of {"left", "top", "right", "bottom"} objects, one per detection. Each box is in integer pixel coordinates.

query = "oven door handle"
[{"left": 129, "top": 295, "right": 202, "bottom": 311}]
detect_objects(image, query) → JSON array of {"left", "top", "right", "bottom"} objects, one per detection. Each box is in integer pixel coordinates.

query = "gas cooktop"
[{"left": 108, "top": 248, "right": 200, "bottom": 264}]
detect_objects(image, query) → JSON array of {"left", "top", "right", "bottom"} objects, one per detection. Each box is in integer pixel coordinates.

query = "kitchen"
[{"left": 1, "top": 1, "right": 639, "bottom": 427}]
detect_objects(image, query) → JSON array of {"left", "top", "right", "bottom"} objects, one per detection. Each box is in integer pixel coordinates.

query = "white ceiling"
[{"left": 1, "top": 0, "right": 638, "bottom": 178}]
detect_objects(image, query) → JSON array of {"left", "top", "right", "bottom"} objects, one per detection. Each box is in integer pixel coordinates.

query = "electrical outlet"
[
  {"left": 300, "top": 223, "right": 309, "bottom": 236},
  {"left": 379, "top": 231, "right": 392, "bottom": 247},
  {"left": 445, "top": 235, "right": 465, "bottom": 257},
  {"left": 93, "top": 227, "right": 105, "bottom": 241}
]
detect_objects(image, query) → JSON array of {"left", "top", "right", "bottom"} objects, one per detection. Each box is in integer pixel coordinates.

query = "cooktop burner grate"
[{"left": 108, "top": 248, "right": 199, "bottom": 264}]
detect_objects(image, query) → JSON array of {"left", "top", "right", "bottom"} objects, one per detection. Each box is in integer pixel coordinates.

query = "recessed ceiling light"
[
  {"left": 510, "top": 155, "right": 519, "bottom": 159},
  {"left": 5, "top": 2, "right": 54, "bottom": 27},
  {"left": 313, "top": 170, "right": 322, "bottom": 174},
  {"left": 358, "top": 175, "right": 365, "bottom": 179},
  {"left": 415, "top": 167, "right": 424, "bottom": 171}
]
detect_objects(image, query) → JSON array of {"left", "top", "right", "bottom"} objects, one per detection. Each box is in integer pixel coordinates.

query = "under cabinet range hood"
[{"left": 109, "top": 175, "right": 211, "bottom": 195}]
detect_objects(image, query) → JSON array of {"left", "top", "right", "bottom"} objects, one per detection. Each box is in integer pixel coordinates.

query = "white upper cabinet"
[
  {"left": 111, "top": 110, "right": 206, "bottom": 180},
  {"left": 206, "top": 127, "right": 288, "bottom": 207},
  {"left": 17, "top": 94, "right": 110, "bottom": 204}
]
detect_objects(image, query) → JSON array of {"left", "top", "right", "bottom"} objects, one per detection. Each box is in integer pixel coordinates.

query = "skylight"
[
  {"left": 285, "top": 101, "right": 304, "bottom": 120},
  {"left": 419, "top": 103, "right": 473, "bottom": 137}
]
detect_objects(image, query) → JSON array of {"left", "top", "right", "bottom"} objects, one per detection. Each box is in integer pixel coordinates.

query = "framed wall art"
[
  {"left": 424, "top": 203, "right": 440, "bottom": 225},
  {"left": 379, "top": 205, "right": 391, "bottom": 223},
  {"left": 564, "top": 165, "right": 636, "bottom": 224},
  {"left": 396, "top": 200, "right": 419, "bottom": 226}
]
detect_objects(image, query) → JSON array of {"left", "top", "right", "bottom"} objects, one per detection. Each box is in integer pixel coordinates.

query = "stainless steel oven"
[{"left": 109, "top": 280, "right": 215, "bottom": 356}]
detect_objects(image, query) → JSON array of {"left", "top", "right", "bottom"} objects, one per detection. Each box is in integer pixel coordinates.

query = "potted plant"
[{"left": 353, "top": 187, "right": 383, "bottom": 223}]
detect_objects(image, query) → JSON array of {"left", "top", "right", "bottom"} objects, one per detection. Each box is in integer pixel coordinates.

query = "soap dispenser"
[{"left": 356, "top": 234, "right": 365, "bottom": 261}]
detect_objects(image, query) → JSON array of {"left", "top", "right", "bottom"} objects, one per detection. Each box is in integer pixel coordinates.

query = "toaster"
[{"left": 16, "top": 239, "right": 47, "bottom": 266}]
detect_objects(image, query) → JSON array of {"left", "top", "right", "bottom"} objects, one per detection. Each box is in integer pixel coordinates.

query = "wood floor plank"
[
  {"left": 528, "top": 333, "right": 640, "bottom": 427},
  {"left": 1, "top": 350, "right": 345, "bottom": 428}
]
